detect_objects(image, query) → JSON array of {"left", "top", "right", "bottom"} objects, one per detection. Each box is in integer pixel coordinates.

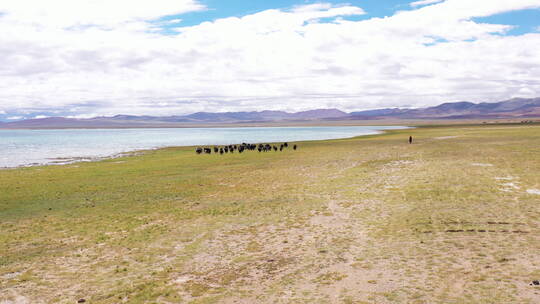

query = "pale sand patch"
[
  {"left": 500, "top": 182, "right": 521, "bottom": 192},
  {"left": 495, "top": 176, "right": 516, "bottom": 181},
  {"left": 434, "top": 136, "right": 459, "bottom": 140},
  {"left": 502, "top": 182, "right": 520, "bottom": 190},
  {"left": 471, "top": 163, "right": 494, "bottom": 167},
  {"left": 174, "top": 275, "right": 194, "bottom": 285},
  {"left": 0, "top": 292, "right": 30, "bottom": 304},
  {"left": 527, "top": 189, "right": 540, "bottom": 195},
  {"left": 386, "top": 160, "right": 415, "bottom": 167},
  {"left": 0, "top": 272, "right": 21, "bottom": 280},
  {"left": 309, "top": 200, "right": 350, "bottom": 228}
]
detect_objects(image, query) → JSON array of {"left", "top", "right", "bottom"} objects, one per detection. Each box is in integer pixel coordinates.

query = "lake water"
[{"left": 0, "top": 126, "right": 408, "bottom": 168}]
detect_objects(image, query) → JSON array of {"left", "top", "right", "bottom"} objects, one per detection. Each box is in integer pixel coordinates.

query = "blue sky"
[
  {"left": 165, "top": 0, "right": 410, "bottom": 26},
  {"left": 0, "top": 0, "right": 539, "bottom": 120},
  {"left": 163, "top": 1, "right": 540, "bottom": 32},
  {"left": 474, "top": 9, "right": 540, "bottom": 35}
]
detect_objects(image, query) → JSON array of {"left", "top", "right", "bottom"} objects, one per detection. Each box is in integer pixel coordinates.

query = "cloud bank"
[
  {"left": 410, "top": 0, "right": 444, "bottom": 7},
  {"left": 0, "top": 0, "right": 540, "bottom": 118}
]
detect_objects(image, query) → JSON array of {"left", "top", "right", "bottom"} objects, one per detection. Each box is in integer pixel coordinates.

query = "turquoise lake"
[{"left": 0, "top": 126, "right": 408, "bottom": 168}]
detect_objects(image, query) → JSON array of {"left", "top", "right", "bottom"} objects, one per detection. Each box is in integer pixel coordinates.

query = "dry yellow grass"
[{"left": 1, "top": 123, "right": 540, "bottom": 303}]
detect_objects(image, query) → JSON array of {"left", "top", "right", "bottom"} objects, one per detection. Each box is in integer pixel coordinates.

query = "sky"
[{"left": 0, "top": 0, "right": 540, "bottom": 120}]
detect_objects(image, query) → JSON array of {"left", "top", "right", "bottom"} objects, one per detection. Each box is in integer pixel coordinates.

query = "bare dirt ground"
[{"left": 2, "top": 124, "right": 540, "bottom": 303}]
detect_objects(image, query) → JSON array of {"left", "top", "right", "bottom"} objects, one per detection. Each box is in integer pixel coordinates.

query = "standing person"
[{"left": 409, "top": 136, "right": 413, "bottom": 144}]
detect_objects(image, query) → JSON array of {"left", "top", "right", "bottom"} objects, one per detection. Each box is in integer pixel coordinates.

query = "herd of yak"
[{"left": 196, "top": 142, "right": 297, "bottom": 155}]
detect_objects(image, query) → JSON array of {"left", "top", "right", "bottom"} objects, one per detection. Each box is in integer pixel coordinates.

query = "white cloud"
[
  {"left": 290, "top": 3, "right": 365, "bottom": 17},
  {"left": 7, "top": 116, "right": 23, "bottom": 120},
  {"left": 410, "top": 0, "right": 444, "bottom": 7},
  {"left": 0, "top": 0, "right": 540, "bottom": 117},
  {"left": 412, "top": 0, "right": 540, "bottom": 20},
  {"left": 292, "top": 3, "right": 334, "bottom": 13},
  {"left": 167, "top": 19, "right": 183, "bottom": 24},
  {"left": 0, "top": 0, "right": 205, "bottom": 28}
]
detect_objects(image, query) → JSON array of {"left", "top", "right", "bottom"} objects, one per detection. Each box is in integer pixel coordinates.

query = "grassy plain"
[{"left": 1, "top": 123, "right": 540, "bottom": 303}]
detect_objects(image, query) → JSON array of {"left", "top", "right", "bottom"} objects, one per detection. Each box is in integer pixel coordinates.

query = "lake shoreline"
[{"left": 0, "top": 126, "right": 410, "bottom": 169}]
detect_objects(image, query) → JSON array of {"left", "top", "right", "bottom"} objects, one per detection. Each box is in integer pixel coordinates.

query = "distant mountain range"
[
  {"left": 350, "top": 97, "right": 540, "bottom": 119},
  {"left": 1, "top": 97, "right": 539, "bottom": 128}
]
